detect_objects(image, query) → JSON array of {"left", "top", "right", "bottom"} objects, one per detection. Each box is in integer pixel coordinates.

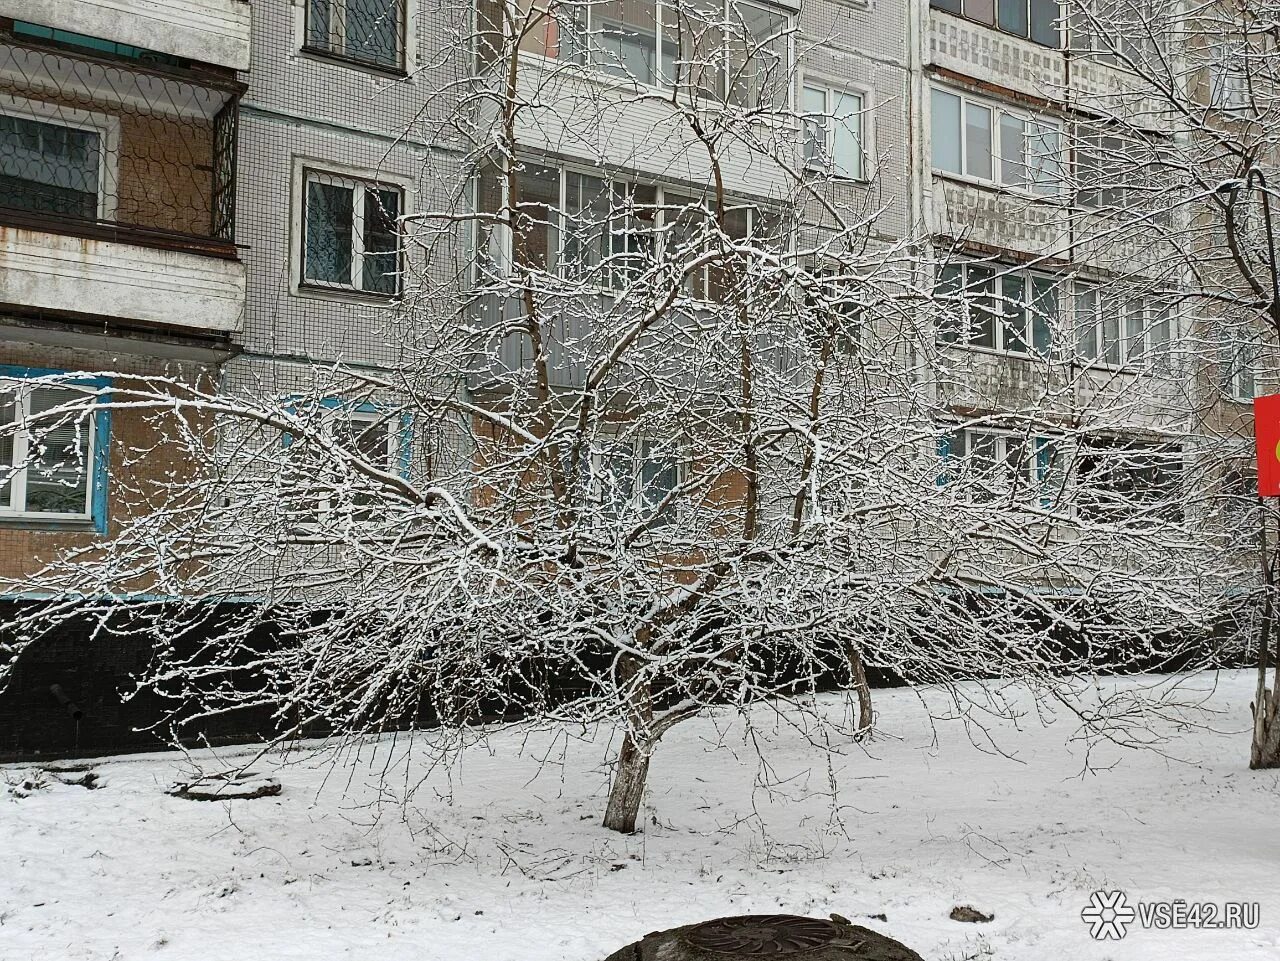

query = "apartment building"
[
  {"left": 915, "top": 0, "right": 1233, "bottom": 521},
  {"left": 0, "top": 0, "right": 461, "bottom": 758}
]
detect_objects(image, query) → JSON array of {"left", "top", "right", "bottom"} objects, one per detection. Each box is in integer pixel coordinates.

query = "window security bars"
[
  {"left": 0, "top": 31, "right": 240, "bottom": 251},
  {"left": 306, "top": 0, "right": 406, "bottom": 71},
  {"left": 302, "top": 170, "right": 404, "bottom": 296}
]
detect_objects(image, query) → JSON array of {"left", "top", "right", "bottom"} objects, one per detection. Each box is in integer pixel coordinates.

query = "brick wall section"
[
  {"left": 117, "top": 112, "right": 214, "bottom": 235},
  {"left": 0, "top": 340, "right": 215, "bottom": 588}
]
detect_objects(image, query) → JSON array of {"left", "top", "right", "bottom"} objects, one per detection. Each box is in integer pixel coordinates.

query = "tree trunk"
[
  {"left": 1250, "top": 510, "right": 1280, "bottom": 768},
  {"left": 1250, "top": 693, "right": 1280, "bottom": 768},
  {"left": 844, "top": 641, "right": 875, "bottom": 740},
  {"left": 603, "top": 729, "right": 651, "bottom": 833},
  {"left": 1250, "top": 593, "right": 1280, "bottom": 767}
]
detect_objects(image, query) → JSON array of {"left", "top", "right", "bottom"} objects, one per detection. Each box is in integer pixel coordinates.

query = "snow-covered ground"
[{"left": 3, "top": 671, "right": 1278, "bottom": 961}]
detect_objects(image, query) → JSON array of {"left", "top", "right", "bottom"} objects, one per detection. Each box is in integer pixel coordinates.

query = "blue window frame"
[
  {"left": 0, "top": 365, "right": 110, "bottom": 532},
  {"left": 281, "top": 397, "right": 413, "bottom": 473}
]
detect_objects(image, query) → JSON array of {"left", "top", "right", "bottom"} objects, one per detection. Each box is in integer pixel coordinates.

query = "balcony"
[
  {"left": 0, "top": 36, "right": 245, "bottom": 337},
  {"left": 0, "top": 0, "right": 251, "bottom": 72},
  {"left": 928, "top": 176, "right": 1070, "bottom": 258},
  {"left": 927, "top": 9, "right": 1067, "bottom": 100}
]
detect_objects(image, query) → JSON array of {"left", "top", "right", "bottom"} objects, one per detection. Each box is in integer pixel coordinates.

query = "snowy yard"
[{"left": 3, "top": 671, "right": 1278, "bottom": 961}]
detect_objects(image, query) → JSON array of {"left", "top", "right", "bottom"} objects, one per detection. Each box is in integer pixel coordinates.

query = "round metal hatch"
[{"left": 680, "top": 915, "right": 844, "bottom": 956}]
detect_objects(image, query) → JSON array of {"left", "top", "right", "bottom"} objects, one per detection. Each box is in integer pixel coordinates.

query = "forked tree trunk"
[
  {"left": 844, "top": 641, "right": 875, "bottom": 739},
  {"left": 602, "top": 728, "right": 651, "bottom": 833},
  {"left": 604, "top": 649, "right": 653, "bottom": 834}
]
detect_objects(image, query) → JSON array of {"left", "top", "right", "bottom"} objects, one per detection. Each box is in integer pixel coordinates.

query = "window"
[
  {"left": 327, "top": 408, "right": 398, "bottom": 517},
  {"left": 302, "top": 171, "right": 403, "bottom": 296},
  {"left": 0, "top": 111, "right": 105, "bottom": 220},
  {"left": 930, "top": 0, "right": 1060, "bottom": 46},
  {"left": 0, "top": 377, "right": 107, "bottom": 527},
  {"left": 483, "top": 161, "right": 779, "bottom": 299},
  {"left": 518, "top": 0, "right": 792, "bottom": 108},
  {"left": 590, "top": 438, "right": 681, "bottom": 529},
  {"left": 282, "top": 402, "right": 406, "bottom": 524},
  {"left": 1209, "top": 38, "right": 1250, "bottom": 113},
  {"left": 938, "top": 428, "right": 1062, "bottom": 506},
  {"left": 1219, "top": 325, "right": 1258, "bottom": 401},
  {"left": 1076, "top": 439, "right": 1181, "bottom": 521},
  {"left": 936, "top": 261, "right": 1058, "bottom": 355},
  {"left": 804, "top": 266, "right": 867, "bottom": 353},
  {"left": 1074, "top": 287, "right": 1172, "bottom": 369},
  {"left": 802, "top": 86, "right": 864, "bottom": 180},
  {"left": 931, "top": 88, "right": 1061, "bottom": 194},
  {"left": 306, "top": 0, "right": 405, "bottom": 70}
]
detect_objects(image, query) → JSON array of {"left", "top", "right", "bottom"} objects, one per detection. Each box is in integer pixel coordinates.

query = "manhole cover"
[{"left": 682, "top": 915, "right": 843, "bottom": 955}]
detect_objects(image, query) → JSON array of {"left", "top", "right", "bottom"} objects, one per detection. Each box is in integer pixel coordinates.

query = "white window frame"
[
  {"left": 1073, "top": 285, "right": 1174, "bottom": 371},
  {"left": 1209, "top": 37, "right": 1250, "bottom": 114},
  {"left": 320, "top": 406, "right": 398, "bottom": 517},
  {"left": 805, "top": 263, "right": 868, "bottom": 353},
  {"left": 0, "top": 380, "right": 97, "bottom": 522},
  {"left": 496, "top": 159, "right": 780, "bottom": 302},
  {"left": 588, "top": 436, "right": 684, "bottom": 526},
  {"left": 1219, "top": 326, "right": 1258, "bottom": 402},
  {"left": 941, "top": 427, "right": 1063, "bottom": 507},
  {"left": 801, "top": 83, "right": 865, "bottom": 181},
  {"left": 936, "top": 260, "right": 1060, "bottom": 356},
  {"left": 0, "top": 94, "right": 120, "bottom": 221},
  {"left": 284, "top": 402, "right": 403, "bottom": 523},
  {"left": 293, "top": 160, "right": 411, "bottom": 300},
  {"left": 930, "top": 86, "right": 1062, "bottom": 197},
  {"left": 517, "top": 0, "right": 794, "bottom": 109}
]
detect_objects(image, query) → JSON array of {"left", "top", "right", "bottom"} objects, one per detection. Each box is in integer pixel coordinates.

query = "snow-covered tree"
[{"left": 0, "top": 0, "right": 1255, "bottom": 831}]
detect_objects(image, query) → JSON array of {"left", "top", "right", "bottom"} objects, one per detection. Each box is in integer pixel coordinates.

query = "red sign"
[{"left": 1257, "top": 394, "right": 1280, "bottom": 497}]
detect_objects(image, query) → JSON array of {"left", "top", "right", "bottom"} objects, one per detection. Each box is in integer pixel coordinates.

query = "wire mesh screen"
[
  {"left": 305, "top": 0, "right": 406, "bottom": 71},
  {"left": 0, "top": 34, "right": 239, "bottom": 248}
]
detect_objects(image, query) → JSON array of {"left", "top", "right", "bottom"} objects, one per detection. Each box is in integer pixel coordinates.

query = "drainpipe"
[{"left": 49, "top": 684, "right": 84, "bottom": 721}]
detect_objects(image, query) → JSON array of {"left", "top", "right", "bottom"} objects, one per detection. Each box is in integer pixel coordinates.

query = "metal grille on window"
[
  {"left": 303, "top": 170, "right": 404, "bottom": 295},
  {"left": 211, "top": 99, "right": 239, "bottom": 242},
  {"left": 306, "top": 0, "right": 406, "bottom": 70},
  {"left": 0, "top": 22, "right": 240, "bottom": 251}
]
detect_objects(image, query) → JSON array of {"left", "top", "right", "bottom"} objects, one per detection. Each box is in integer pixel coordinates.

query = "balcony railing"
[{"left": 0, "top": 36, "right": 241, "bottom": 259}]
